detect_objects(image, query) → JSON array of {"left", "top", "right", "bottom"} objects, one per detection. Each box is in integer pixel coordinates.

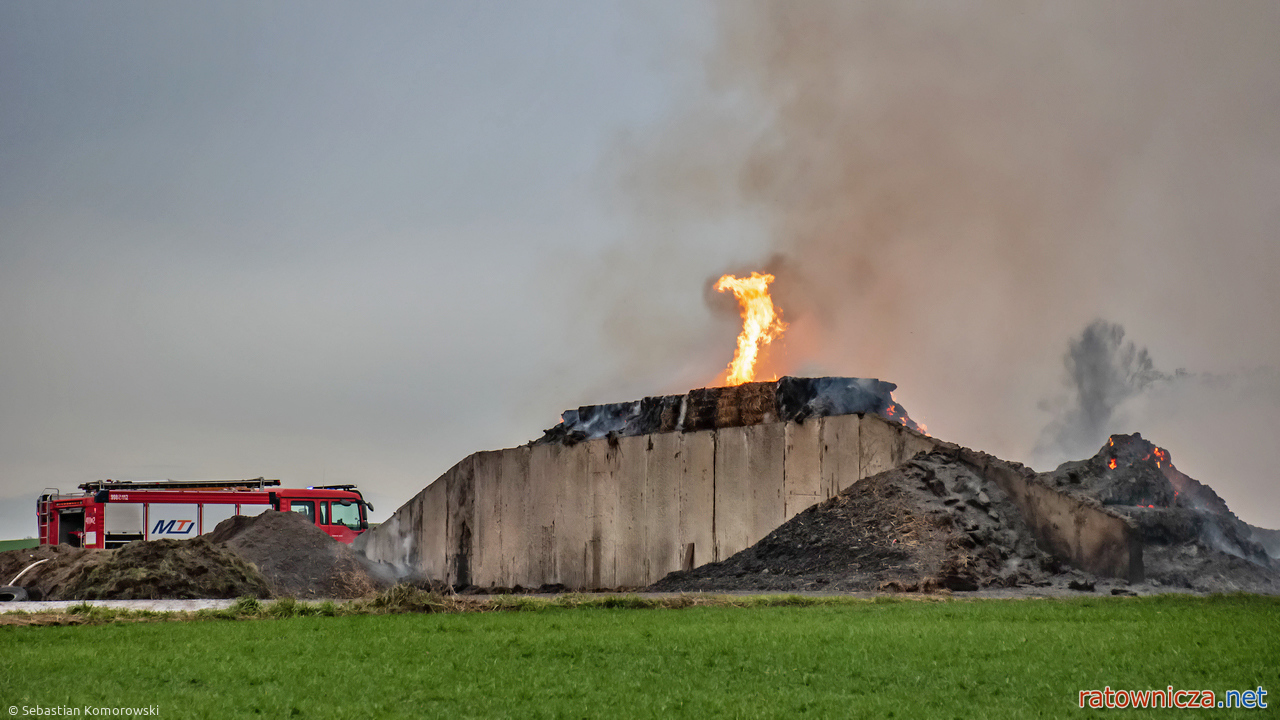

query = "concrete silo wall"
[{"left": 360, "top": 413, "right": 937, "bottom": 589}]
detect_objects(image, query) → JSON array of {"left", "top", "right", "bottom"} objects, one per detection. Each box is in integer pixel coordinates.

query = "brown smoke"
[{"left": 602, "top": 1, "right": 1280, "bottom": 526}]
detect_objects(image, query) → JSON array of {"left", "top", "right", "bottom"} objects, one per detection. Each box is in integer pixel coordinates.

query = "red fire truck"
[{"left": 36, "top": 478, "right": 372, "bottom": 548}]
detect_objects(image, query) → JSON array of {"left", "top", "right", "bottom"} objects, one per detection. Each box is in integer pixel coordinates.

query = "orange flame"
[
  {"left": 1108, "top": 458, "right": 1117, "bottom": 470},
  {"left": 715, "top": 272, "right": 787, "bottom": 385},
  {"left": 1142, "top": 447, "right": 1168, "bottom": 469},
  {"left": 885, "top": 394, "right": 928, "bottom": 436}
]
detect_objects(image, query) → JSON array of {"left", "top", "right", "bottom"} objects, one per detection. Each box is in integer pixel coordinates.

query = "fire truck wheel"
[{"left": 0, "top": 586, "right": 28, "bottom": 602}]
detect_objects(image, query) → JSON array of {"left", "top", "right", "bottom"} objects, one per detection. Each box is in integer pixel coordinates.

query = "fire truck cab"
[{"left": 36, "top": 478, "right": 372, "bottom": 548}]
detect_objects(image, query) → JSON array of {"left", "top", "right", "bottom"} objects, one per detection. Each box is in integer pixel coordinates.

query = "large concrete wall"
[
  {"left": 361, "top": 411, "right": 1142, "bottom": 588},
  {"left": 362, "top": 413, "right": 935, "bottom": 589}
]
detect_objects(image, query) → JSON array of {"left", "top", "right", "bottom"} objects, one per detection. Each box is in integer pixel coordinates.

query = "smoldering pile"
[
  {"left": 651, "top": 436, "right": 1280, "bottom": 595},
  {"left": 1046, "top": 433, "right": 1279, "bottom": 593}
]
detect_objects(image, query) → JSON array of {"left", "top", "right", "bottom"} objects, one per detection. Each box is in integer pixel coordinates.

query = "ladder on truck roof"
[{"left": 77, "top": 478, "right": 282, "bottom": 492}]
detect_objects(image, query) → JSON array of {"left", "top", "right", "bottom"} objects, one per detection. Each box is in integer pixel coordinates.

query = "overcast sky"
[{"left": 3, "top": 1, "right": 1278, "bottom": 536}]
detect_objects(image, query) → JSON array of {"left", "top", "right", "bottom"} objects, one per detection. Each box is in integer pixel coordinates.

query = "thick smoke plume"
[{"left": 607, "top": 1, "right": 1280, "bottom": 526}]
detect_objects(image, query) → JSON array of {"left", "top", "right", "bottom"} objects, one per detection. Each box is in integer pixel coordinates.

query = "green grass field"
[
  {"left": 0, "top": 538, "right": 38, "bottom": 553},
  {"left": 2, "top": 594, "right": 1276, "bottom": 718}
]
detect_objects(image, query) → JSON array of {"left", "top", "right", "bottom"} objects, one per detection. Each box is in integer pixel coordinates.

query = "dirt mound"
[
  {"left": 208, "top": 510, "right": 384, "bottom": 598},
  {"left": 650, "top": 450, "right": 1057, "bottom": 593},
  {"left": 0, "top": 538, "right": 271, "bottom": 601},
  {"left": 1, "top": 544, "right": 96, "bottom": 601},
  {"left": 63, "top": 538, "right": 271, "bottom": 599},
  {"left": 0, "top": 511, "right": 388, "bottom": 601}
]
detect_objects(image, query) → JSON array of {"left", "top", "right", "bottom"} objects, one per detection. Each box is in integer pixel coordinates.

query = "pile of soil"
[
  {"left": 0, "top": 538, "right": 270, "bottom": 601},
  {"left": 1, "top": 511, "right": 387, "bottom": 602},
  {"left": 208, "top": 510, "right": 386, "bottom": 598},
  {"left": 650, "top": 449, "right": 1057, "bottom": 593},
  {"left": 1, "top": 545, "right": 93, "bottom": 600},
  {"left": 63, "top": 538, "right": 271, "bottom": 599}
]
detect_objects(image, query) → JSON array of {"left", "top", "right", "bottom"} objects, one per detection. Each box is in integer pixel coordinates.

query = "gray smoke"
[
  {"left": 1034, "top": 320, "right": 1164, "bottom": 464},
  {"left": 1032, "top": 321, "right": 1280, "bottom": 529}
]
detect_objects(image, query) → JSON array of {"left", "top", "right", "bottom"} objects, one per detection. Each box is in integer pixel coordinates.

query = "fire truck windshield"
[{"left": 330, "top": 499, "right": 364, "bottom": 529}]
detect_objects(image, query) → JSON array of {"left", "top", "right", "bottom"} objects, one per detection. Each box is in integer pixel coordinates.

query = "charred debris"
[{"left": 535, "top": 376, "right": 923, "bottom": 445}]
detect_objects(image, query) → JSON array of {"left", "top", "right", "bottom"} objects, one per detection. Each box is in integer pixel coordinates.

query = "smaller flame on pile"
[
  {"left": 885, "top": 393, "right": 928, "bottom": 436},
  {"left": 1102, "top": 434, "right": 1189, "bottom": 508}
]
